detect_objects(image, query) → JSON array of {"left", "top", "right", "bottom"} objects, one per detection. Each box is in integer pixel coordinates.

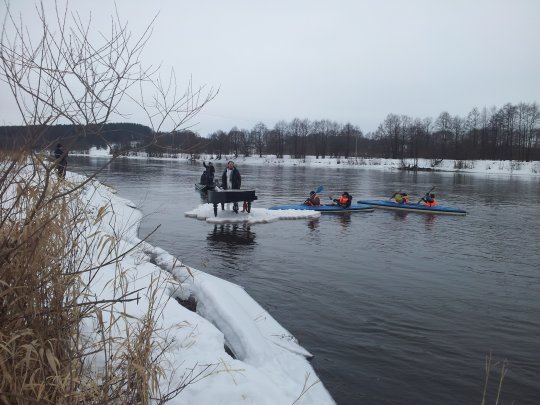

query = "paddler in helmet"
[{"left": 392, "top": 192, "right": 409, "bottom": 204}]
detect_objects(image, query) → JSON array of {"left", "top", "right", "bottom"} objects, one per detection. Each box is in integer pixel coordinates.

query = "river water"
[{"left": 71, "top": 157, "right": 540, "bottom": 405}]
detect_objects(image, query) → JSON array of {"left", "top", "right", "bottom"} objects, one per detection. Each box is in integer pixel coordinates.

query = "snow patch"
[{"left": 185, "top": 204, "right": 321, "bottom": 224}]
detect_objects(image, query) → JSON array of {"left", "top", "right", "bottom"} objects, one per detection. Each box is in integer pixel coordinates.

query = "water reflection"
[
  {"left": 307, "top": 219, "right": 320, "bottom": 231},
  {"left": 338, "top": 212, "right": 352, "bottom": 229},
  {"left": 392, "top": 210, "right": 409, "bottom": 221},
  {"left": 423, "top": 214, "right": 438, "bottom": 230},
  {"left": 207, "top": 224, "right": 256, "bottom": 247}
]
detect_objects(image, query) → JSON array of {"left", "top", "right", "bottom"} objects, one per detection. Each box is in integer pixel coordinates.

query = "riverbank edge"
[
  {"left": 71, "top": 149, "right": 540, "bottom": 177},
  {"left": 75, "top": 173, "right": 337, "bottom": 404}
]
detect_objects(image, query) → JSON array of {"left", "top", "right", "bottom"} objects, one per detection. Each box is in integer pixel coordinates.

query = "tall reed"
[{"left": 0, "top": 150, "right": 182, "bottom": 404}]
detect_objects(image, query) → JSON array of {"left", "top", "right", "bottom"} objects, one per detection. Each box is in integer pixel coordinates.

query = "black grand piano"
[{"left": 207, "top": 189, "right": 258, "bottom": 217}]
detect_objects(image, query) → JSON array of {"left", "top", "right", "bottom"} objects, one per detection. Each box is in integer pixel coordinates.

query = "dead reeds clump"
[
  {"left": 0, "top": 149, "right": 183, "bottom": 404},
  {"left": 0, "top": 151, "right": 85, "bottom": 404}
]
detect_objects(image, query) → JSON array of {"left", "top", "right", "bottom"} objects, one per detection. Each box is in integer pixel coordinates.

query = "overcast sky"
[{"left": 1, "top": 0, "right": 539, "bottom": 136}]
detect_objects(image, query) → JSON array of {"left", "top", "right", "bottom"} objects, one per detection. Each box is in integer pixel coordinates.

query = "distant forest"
[{"left": 1, "top": 102, "right": 538, "bottom": 162}]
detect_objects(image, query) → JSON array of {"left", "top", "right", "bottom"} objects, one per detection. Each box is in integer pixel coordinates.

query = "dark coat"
[
  {"left": 221, "top": 167, "right": 241, "bottom": 189},
  {"left": 54, "top": 146, "right": 67, "bottom": 165},
  {"left": 203, "top": 162, "right": 215, "bottom": 177},
  {"left": 342, "top": 194, "right": 352, "bottom": 208}
]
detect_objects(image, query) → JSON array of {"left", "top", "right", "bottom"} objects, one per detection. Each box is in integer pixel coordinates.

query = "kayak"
[
  {"left": 356, "top": 199, "right": 467, "bottom": 216},
  {"left": 269, "top": 204, "right": 374, "bottom": 213}
]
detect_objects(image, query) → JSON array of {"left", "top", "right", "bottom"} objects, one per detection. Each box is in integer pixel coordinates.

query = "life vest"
[
  {"left": 395, "top": 193, "right": 408, "bottom": 204},
  {"left": 339, "top": 195, "right": 348, "bottom": 204},
  {"left": 425, "top": 198, "right": 436, "bottom": 207}
]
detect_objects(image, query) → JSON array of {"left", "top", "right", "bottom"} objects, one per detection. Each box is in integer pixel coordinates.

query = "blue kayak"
[
  {"left": 269, "top": 204, "right": 374, "bottom": 213},
  {"left": 357, "top": 199, "right": 467, "bottom": 215}
]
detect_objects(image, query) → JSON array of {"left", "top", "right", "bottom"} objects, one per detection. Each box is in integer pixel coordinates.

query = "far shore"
[{"left": 71, "top": 148, "right": 540, "bottom": 177}]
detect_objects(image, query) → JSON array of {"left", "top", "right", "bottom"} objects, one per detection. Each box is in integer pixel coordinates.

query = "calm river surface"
[{"left": 72, "top": 157, "right": 540, "bottom": 405}]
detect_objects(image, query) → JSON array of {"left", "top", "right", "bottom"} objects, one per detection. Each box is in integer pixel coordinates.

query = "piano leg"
[
  {"left": 220, "top": 203, "right": 225, "bottom": 211},
  {"left": 213, "top": 203, "right": 218, "bottom": 217},
  {"left": 247, "top": 201, "right": 251, "bottom": 213},
  {"left": 233, "top": 202, "right": 239, "bottom": 213}
]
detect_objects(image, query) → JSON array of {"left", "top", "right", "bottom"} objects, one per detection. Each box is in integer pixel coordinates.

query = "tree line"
[{"left": 1, "top": 102, "right": 538, "bottom": 162}]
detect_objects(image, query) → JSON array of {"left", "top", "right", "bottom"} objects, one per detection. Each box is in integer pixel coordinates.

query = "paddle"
[
  {"left": 303, "top": 185, "right": 324, "bottom": 205},
  {"left": 417, "top": 186, "right": 436, "bottom": 204}
]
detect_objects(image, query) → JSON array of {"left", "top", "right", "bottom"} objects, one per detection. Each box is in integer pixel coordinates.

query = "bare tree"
[
  {"left": 251, "top": 122, "right": 268, "bottom": 157},
  {"left": 465, "top": 107, "right": 480, "bottom": 158},
  {"left": 0, "top": 1, "right": 216, "bottom": 158},
  {"left": 379, "top": 114, "right": 401, "bottom": 159},
  {"left": 435, "top": 111, "right": 452, "bottom": 159},
  {"left": 228, "top": 126, "right": 242, "bottom": 158},
  {"left": 272, "top": 120, "right": 286, "bottom": 158},
  {"left": 523, "top": 102, "right": 540, "bottom": 161},
  {"left": 451, "top": 115, "right": 464, "bottom": 159},
  {"left": 0, "top": 2, "right": 217, "bottom": 403}
]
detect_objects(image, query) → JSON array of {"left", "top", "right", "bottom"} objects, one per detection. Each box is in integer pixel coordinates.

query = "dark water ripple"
[{"left": 71, "top": 157, "right": 540, "bottom": 405}]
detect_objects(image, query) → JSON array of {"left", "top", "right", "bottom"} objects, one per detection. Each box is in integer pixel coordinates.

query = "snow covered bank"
[
  {"left": 76, "top": 172, "right": 335, "bottom": 404},
  {"left": 78, "top": 147, "right": 540, "bottom": 176}
]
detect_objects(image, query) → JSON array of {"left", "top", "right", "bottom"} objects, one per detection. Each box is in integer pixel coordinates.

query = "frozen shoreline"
[
  {"left": 76, "top": 173, "right": 335, "bottom": 404},
  {"left": 75, "top": 148, "right": 540, "bottom": 177}
]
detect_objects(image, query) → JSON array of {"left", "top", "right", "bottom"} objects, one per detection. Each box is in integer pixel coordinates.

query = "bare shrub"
[
  {"left": 454, "top": 160, "right": 475, "bottom": 169},
  {"left": 1, "top": 1, "right": 216, "bottom": 403},
  {"left": 510, "top": 161, "right": 522, "bottom": 172},
  {"left": 430, "top": 158, "right": 443, "bottom": 167}
]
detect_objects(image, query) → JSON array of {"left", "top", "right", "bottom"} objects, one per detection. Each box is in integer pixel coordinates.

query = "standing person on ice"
[
  {"left": 221, "top": 160, "right": 241, "bottom": 190},
  {"left": 221, "top": 160, "right": 244, "bottom": 211}
]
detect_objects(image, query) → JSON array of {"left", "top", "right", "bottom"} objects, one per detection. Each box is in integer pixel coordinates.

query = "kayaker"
[
  {"left": 304, "top": 190, "right": 321, "bottom": 206},
  {"left": 392, "top": 192, "right": 409, "bottom": 204},
  {"left": 333, "top": 192, "right": 352, "bottom": 208},
  {"left": 421, "top": 193, "right": 437, "bottom": 207}
]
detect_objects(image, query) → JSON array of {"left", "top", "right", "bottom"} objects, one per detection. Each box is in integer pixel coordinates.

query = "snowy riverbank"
[
  {"left": 74, "top": 172, "right": 335, "bottom": 404},
  {"left": 79, "top": 147, "right": 540, "bottom": 177}
]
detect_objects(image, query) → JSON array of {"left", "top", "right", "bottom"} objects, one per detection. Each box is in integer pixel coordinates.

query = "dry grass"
[
  {"left": 0, "top": 1, "right": 219, "bottom": 401},
  {"left": 480, "top": 352, "right": 510, "bottom": 405},
  {"left": 1, "top": 151, "right": 81, "bottom": 404},
  {"left": 0, "top": 149, "right": 184, "bottom": 404}
]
